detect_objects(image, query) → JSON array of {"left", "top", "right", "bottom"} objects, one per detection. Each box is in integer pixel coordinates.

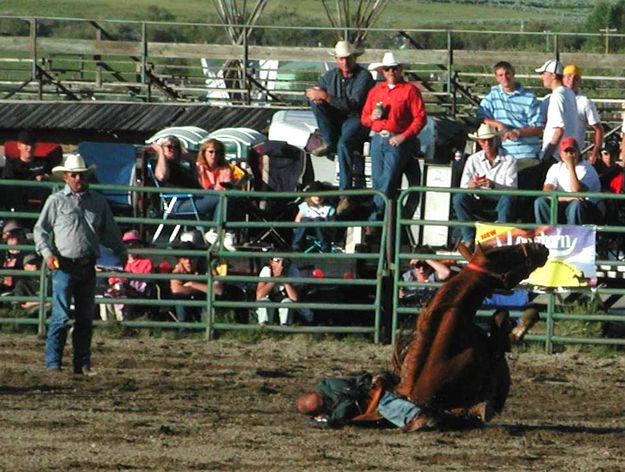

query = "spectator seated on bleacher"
[
  {"left": 12, "top": 253, "right": 45, "bottom": 313},
  {"left": 104, "top": 230, "right": 155, "bottom": 320},
  {"left": 594, "top": 138, "right": 623, "bottom": 194},
  {"left": 152, "top": 135, "right": 226, "bottom": 221},
  {"left": 2, "top": 130, "right": 61, "bottom": 210},
  {"left": 291, "top": 181, "right": 336, "bottom": 253},
  {"left": 534, "top": 137, "right": 605, "bottom": 225},
  {"left": 169, "top": 240, "right": 208, "bottom": 322},
  {"left": 0, "top": 220, "right": 28, "bottom": 295},
  {"left": 255, "top": 256, "right": 313, "bottom": 326},
  {"left": 399, "top": 250, "right": 452, "bottom": 307}
]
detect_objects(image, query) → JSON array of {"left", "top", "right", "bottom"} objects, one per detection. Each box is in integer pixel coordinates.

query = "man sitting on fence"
[
  {"left": 452, "top": 124, "right": 517, "bottom": 248},
  {"left": 306, "top": 40, "right": 375, "bottom": 215}
]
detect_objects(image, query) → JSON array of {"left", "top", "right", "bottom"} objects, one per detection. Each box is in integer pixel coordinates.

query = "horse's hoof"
[
  {"left": 510, "top": 308, "right": 540, "bottom": 342},
  {"left": 467, "top": 401, "right": 495, "bottom": 423}
]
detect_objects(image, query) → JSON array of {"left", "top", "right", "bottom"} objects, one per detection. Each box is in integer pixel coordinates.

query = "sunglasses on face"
[{"left": 382, "top": 66, "right": 399, "bottom": 72}]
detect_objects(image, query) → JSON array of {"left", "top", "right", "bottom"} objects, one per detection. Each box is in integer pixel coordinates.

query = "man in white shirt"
[
  {"left": 452, "top": 123, "right": 518, "bottom": 246},
  {"left": 563, "top": 64, "right": 603, "bottom": 164},
  {"left": 534, "top": 137, "right": 604, "bottom": 225},
  {"left": 536, "top": 60, "right": 578, "bottom": 162}
]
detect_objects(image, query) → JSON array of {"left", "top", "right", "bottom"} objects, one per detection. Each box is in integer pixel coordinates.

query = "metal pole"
[{"left": 243, "top": 26, "right": 250, "bottom": 105}]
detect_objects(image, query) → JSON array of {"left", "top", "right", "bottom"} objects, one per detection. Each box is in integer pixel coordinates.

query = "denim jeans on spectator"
[
  {"left": 310, "top": 102, "right": 369, "bottom": 190},
  {"left": 175, "top": 194, "right": 220, "bottom": 221},
  {"left": 452, "top": 193, "right": 514, "bottom": 243},
  {"left": 534, "top": 197, "right": 603, "bottom": 225},
  {"left": 369, "top": 134, "right": 418, "bottom": 221},
  {"left": 292, "top": 216, "right": 328, "bottom": 249},
  {"left": 45, "top": 264, "right": 96, "bottom": 371}
]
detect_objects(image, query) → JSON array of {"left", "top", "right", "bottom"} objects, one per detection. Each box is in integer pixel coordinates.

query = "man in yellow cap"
[{"left": 562, "top": 64, "right": 603, "bottom": 164}]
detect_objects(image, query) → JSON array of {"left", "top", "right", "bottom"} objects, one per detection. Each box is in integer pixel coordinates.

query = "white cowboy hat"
[
  {"left": 52, "top": 153, "right": 96, "bottom": 176},
  {"left": 367, "top": 51, "right": 403, "bottom": 71},
  {"left": 328, "top": 40, "right": 363, "bottom": 58},
  {"left": 468, "top": 123, "right": 498, "bottom": 141}
]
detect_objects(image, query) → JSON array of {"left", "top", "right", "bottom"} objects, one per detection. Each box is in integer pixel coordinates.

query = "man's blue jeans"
[
  {"left": 45, "top": 263, "right": 96, "bottom": 371},
  {"left": 452, "top": 193, "right": 514, "bottom": 243},
  {"left": 310, "top": 102, "right": 369, "bottom": 190},
  {"left": 369, "top": 134, "right": 418, "bottom": 221},
  {"left": 534, "top": 197, "right": 604, "bottom": 225}
]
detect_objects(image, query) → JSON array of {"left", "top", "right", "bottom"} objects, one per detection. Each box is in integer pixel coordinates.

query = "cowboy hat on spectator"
[
  {"left": 367, "top": 52, "right": 404, "bottom": 72},
  {"left": 468, "top": 123, "right": 498, "bottom": 141},
  {"left": 328, "top": 40, "right": 363, "bottom": 58},
  {"left": 52, "top": 153, "right": 96, "bottom": 177}
]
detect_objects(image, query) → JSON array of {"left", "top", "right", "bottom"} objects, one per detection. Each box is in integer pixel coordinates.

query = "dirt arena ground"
[{"left": 1, "top": 332, "right": 624, "bottom": 471}]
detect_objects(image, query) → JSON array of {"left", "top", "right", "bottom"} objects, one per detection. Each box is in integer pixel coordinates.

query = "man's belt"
[
  {"left": 58, "top": 255, "right": 96, "bottom": 267},
  {"left": 376, "top": 130, "right": 396, "bottom": 138}
]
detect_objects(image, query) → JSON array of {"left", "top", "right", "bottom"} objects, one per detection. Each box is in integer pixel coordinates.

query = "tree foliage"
[{"left": 585, "top": 0, "right": 625, "bottom": 32}]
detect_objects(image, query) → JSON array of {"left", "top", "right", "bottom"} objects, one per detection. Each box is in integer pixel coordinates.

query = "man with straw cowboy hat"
[
  {"left": 34, "top": 153, "right": 127, "bottom": 375},
  {"left": 452, "top": 123, "right": 517, "bottom": 248},
  {"left": 306, "top": 39, "right": 375, "bottom": 214},
  {"left": 361, "top": 51, "right": 427, "bottom": 232}
]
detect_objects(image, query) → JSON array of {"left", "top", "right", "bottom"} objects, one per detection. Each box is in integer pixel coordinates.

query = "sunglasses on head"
[
  {"left": 272, "top": 257, "right": 283, "bottom": 263},
  {"left": 383, "top": 66, "right": 399, "bottom": 72}
]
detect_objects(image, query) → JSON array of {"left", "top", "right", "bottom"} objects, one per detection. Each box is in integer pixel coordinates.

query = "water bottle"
[{"left": 453, "top": 150, "right": 462, "bottom": 162}]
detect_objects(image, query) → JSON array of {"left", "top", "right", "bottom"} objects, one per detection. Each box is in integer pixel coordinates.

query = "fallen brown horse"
[{"left": 393, "top": 242, "right": 549, "bottom": 428}]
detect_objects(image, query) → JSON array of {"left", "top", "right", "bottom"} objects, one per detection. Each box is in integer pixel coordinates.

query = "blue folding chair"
[
  {"left": 146, "top": 159, "right": 201, "bottom": 243},
  {"left": 78, "top": 142, "right": 137, "bottom": 213}
]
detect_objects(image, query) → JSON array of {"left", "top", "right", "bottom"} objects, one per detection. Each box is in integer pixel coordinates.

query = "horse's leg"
[
  {"left": 394, "top": 333, "right": 427, "bottom": 399},
  {"left": 407, "top": 309, "right": 474, "bottom": 404},
  {"left": 509, "top": 307, "right": 540, "bottom": 342}
]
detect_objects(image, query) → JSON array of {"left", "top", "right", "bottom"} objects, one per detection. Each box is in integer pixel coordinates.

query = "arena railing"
[
  {"left": 0, "top": 179, "right": 389, "bottom": 343},
  {"left": 3, "top": 178, "right": 625, "bottom": 351},
  {"left": 393, "top": 186, "right": 625, "bottom": 353}
]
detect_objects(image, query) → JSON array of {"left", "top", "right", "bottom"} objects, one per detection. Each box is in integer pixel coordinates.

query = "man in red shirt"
[{"left": 361, "top": 52, "right": 427, "bottom": 227}]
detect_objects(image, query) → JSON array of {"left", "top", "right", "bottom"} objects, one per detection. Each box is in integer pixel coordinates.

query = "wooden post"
[
  {"left": 554, "top": 33, "right": 560, "bottom": 60},
  {"left": 600, "top": 27, "right": 617, "bottom": 54},
  {"left": 447, "top": 30, "right": 455, "bottom": 118},
  {"left": 141, "top": 22, "right": 147, "bottom": 86},
  {"left": 30, "top": 18, "right": 42, "bottom": 99},
  {"left": 95, "top": 28, "right": 102, "bottom": 88}
]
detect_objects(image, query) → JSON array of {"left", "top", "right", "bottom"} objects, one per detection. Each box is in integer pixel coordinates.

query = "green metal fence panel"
[{"left": 394, "top": 185, "right": 625, "bottom": 351}]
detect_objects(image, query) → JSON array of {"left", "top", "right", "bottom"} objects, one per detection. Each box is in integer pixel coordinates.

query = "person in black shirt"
[
  {"left": 152, "top": 136, "right": 219, "bottom": 219},
  {"left": 306, "top": 40, "right": 375, "bottom": 215},
  {"left": 3, "top": 130, "right": 52, "bottom": 209}
]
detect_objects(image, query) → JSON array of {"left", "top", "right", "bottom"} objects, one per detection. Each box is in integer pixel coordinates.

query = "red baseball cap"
[{"left": 559, "top": 137, "right": 579, "bottom": 153}]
